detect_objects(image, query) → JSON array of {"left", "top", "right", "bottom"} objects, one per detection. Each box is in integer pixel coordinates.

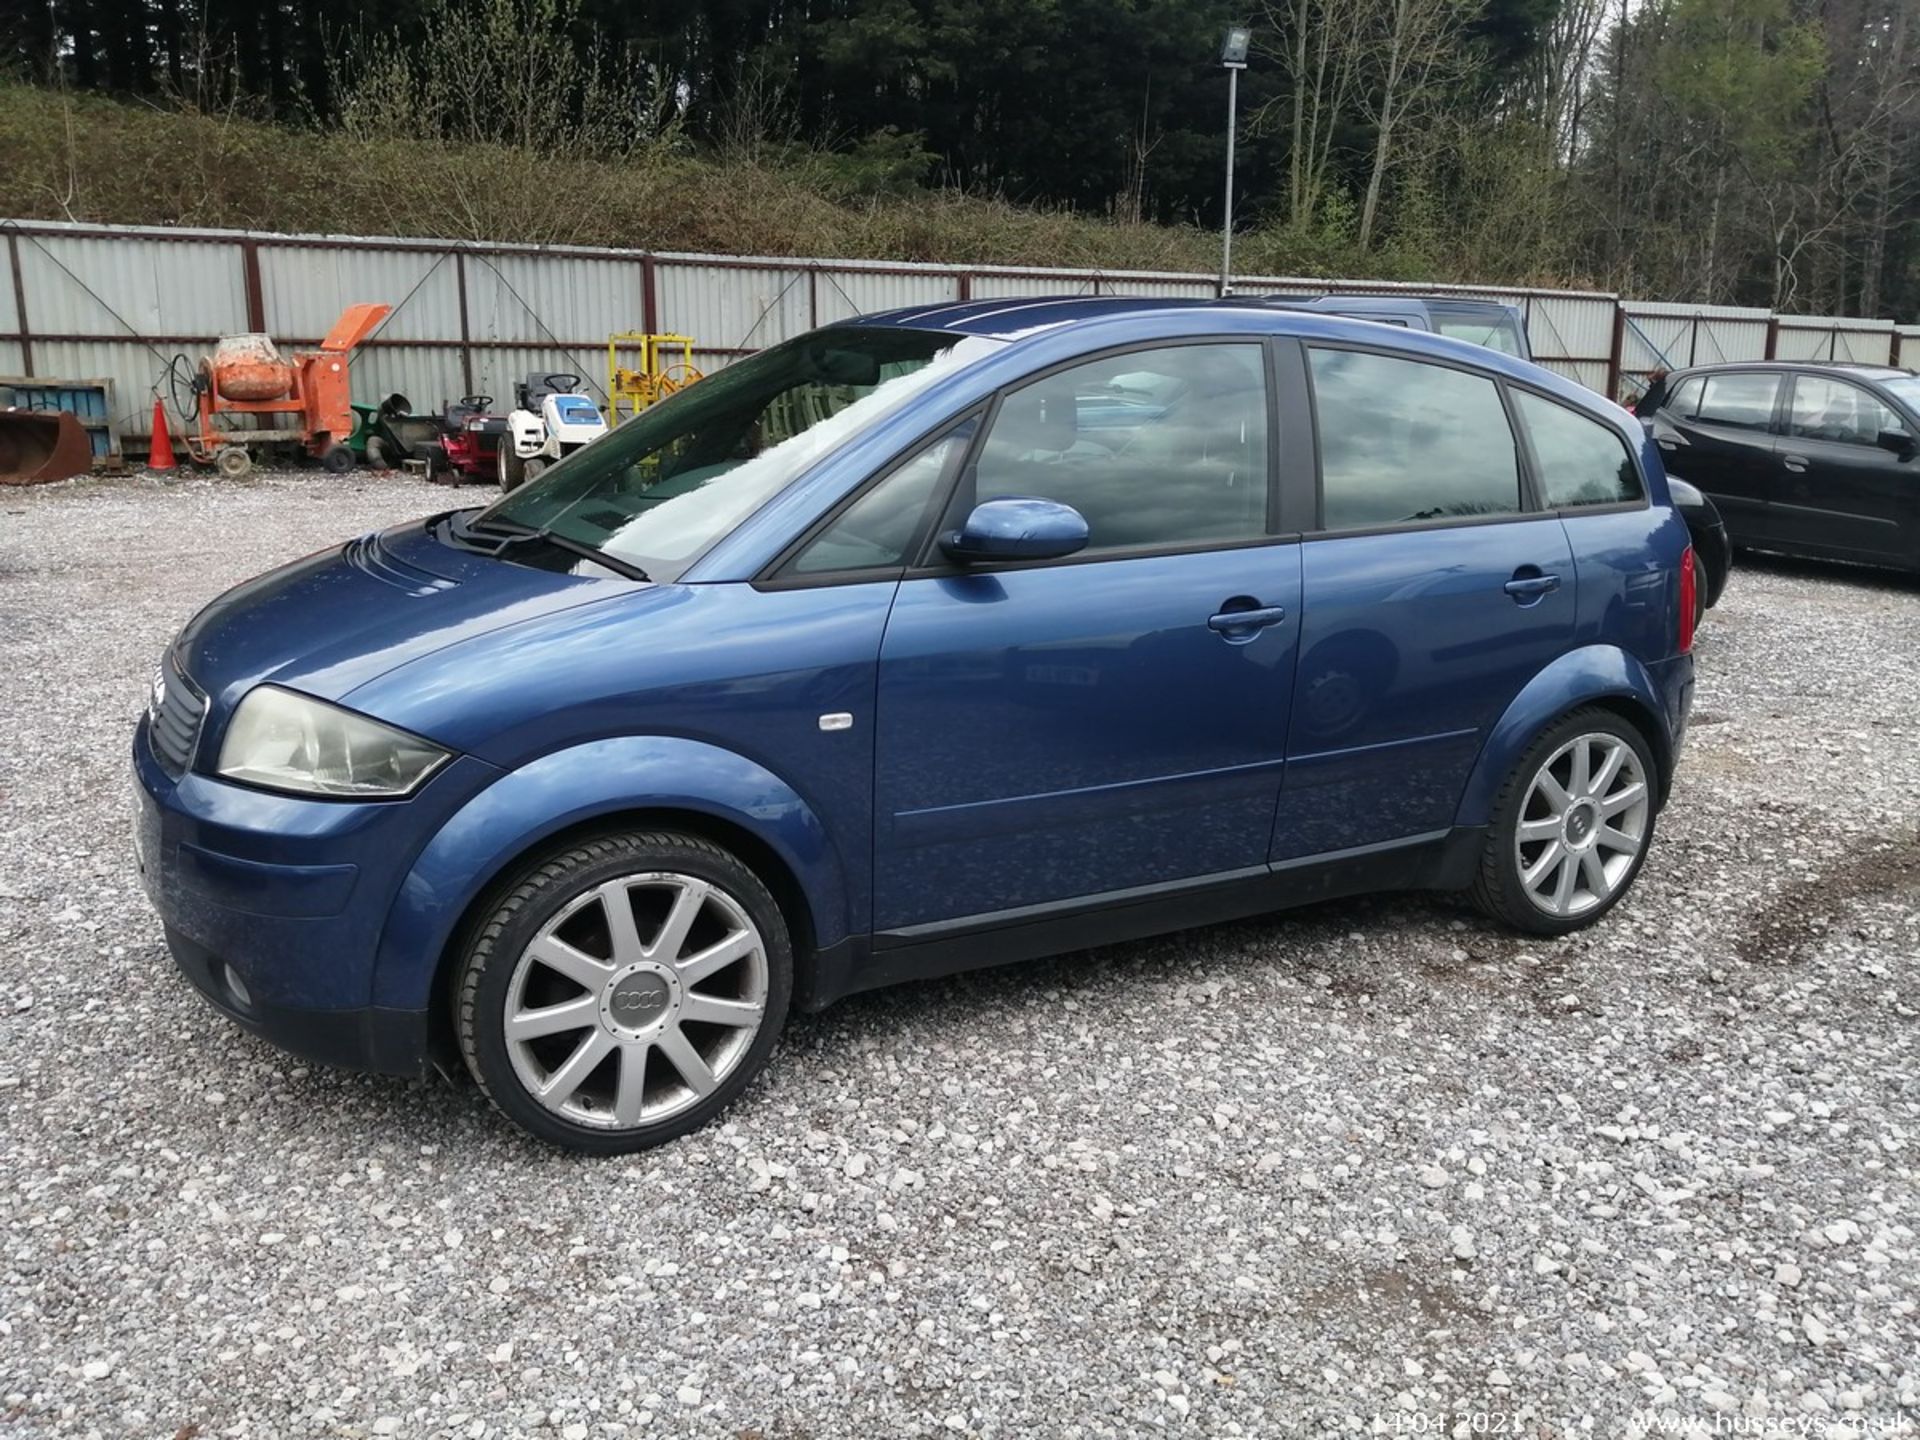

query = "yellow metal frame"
[{"left": 607, "top": 332, "right": 703, "bottom": 424}]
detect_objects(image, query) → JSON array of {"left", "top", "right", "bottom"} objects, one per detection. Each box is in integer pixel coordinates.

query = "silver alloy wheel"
[
  {"left": 1513, "top": 732, "right": 1650, "bottom": 918},
  {"left": 503, "top": 872, "right": 769, "bottom": 1129}
]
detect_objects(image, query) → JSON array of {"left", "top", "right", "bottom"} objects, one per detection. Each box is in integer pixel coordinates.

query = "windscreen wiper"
[{"left": 461, "top": 514, "right": 652, "bottom": 582}]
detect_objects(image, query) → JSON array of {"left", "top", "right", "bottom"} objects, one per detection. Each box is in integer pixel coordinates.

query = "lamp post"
[{"left": 1218, "top": 25, "right": 1251, "bottom": 295}]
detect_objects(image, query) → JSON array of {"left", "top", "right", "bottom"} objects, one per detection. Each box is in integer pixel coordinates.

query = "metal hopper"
[{"left": 0, "top": 409, "right": 93, "bottom": 485}]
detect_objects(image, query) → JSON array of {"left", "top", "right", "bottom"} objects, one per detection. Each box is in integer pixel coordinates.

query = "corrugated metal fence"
[{"left": 1, "top": 218, "right": 1906, "bottom": 449}]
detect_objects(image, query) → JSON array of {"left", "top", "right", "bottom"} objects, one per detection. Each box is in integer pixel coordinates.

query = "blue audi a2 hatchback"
[{"left": 133, "top": 300, "right": 1695, "bottom": 1152}]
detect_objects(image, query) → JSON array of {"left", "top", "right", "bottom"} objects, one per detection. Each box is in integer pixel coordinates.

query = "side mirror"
[
  {"left": 1876, "top": 428, "right": 1916, "bottom": 458},
  {"left": 940, "top": 496, "right": 1090, "bottom": 564}
]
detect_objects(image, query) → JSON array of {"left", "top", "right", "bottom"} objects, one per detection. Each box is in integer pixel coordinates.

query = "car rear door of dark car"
[{"left": 1652, "top": 370, "right": 1784, "bottom": 545}]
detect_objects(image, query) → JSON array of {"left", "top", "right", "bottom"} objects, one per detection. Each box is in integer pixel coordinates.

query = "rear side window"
[
  {"left": 1308, "top": 348, "right": 1522, "bottom": 529},
  {"left": 1695, "top": 373, "right": 1780, "bottom": 431},
  {"left": 1515, "top": 391, "right": 1642, "bottom": 508}
]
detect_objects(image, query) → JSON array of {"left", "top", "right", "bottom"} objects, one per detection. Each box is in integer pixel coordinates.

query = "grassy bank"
[{"left": 0, "top": 82, "right": 1570, "bottom": 285}]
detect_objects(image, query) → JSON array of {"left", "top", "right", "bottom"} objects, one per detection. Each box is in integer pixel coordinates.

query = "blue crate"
[{"left": 0, "top": 377, "right": 123, "bottom": 463}]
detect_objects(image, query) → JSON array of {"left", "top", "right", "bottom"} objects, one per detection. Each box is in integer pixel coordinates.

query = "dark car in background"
[{"left": 1640, "top": 361, "right": 1920, "bottom": 573}]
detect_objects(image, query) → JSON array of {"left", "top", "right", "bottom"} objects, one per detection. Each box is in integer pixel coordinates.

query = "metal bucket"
[{"left": 0, "top": 410, "right": 94, "bottom": 485}]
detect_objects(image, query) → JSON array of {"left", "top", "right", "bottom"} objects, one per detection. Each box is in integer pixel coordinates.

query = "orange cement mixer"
[{"left": 188, "top": 303, "right": 391, "bottom": 477}]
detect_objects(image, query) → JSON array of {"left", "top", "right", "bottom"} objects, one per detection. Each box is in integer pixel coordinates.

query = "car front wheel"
[
  {"left": 456, "top": 830, "right": 791, "bottom": 1153},
  {"left": 1470, "top": 708, "right": 1658, "bottom": 935}
]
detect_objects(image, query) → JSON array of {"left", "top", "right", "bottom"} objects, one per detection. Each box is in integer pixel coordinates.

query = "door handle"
[
  {"left": 1503, "top": 573, "right": 1561, "bottom": 600},
  {"left": 1782, "top": 454, "right": 1809, "bottom": 473},
  {"left": 1207, "top": 604, "right": 1288, "bottom": 635}
]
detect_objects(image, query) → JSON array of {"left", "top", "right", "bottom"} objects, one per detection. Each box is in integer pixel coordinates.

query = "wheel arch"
[
  {"left": 373, "top": 735, "right": 848, "bottom": 1037},
  {"left": 1456, "top": 646, "right": 1674, "bottom": 830}
]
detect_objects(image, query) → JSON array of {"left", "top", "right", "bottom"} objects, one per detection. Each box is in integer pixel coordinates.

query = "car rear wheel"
[
  {"left": 455, "top": 830, "right": 791, "bottom": 1153},
  {"left": 1470, "top": 708, "right": 1657, "bottom": 935}
]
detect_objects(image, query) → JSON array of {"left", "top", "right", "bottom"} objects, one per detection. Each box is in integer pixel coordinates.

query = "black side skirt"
[{"left": 800, "top": 826, "right": 1486, "bottom": 1011}]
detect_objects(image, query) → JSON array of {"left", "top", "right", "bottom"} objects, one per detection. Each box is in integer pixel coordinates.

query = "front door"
[
  {"left": 1777, "top": 373, "right": 1917, "bottom": 560},
  {"left": 870, "top": 340, "right": 1301, "bottom": 931}
]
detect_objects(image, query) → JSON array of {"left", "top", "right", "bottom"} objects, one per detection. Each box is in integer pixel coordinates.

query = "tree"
[{"left": 1355, "top": 0, "right": 1481, "bottom": 248}]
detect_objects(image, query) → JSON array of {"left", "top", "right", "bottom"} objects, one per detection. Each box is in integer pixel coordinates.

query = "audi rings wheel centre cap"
[
  {"left": 1564, "top": 801, "right": 1598, "bottom": 849},
  {"left": 601, "top": 964, "right": 677, "bottom": 1037}
]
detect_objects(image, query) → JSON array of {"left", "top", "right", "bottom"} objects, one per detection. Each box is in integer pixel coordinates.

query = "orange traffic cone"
[{"left": 148, "top": 399, "right": 177, "bottom": 472}]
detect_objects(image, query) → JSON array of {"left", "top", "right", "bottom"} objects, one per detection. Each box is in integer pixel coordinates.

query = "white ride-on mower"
[{"left": 497, "top": 371, "right": 608, "bottom": 490}]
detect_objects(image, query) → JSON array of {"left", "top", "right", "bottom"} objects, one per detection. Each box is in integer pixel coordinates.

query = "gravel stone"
[{"left": 1, "top": 471, "right": 1917, "bottom": 1436}]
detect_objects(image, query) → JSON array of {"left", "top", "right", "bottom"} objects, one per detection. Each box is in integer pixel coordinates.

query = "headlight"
[{"left": 217, "top": 687, "right": 450, "bottom": 798}]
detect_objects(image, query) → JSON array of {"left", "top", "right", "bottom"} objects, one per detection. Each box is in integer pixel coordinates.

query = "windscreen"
[
  {"left": 1870, "top": 374, "right": 1920, "bottom": 426},
  {"left": 480, "top": 327, "right": 1003, "bottom": 581}
]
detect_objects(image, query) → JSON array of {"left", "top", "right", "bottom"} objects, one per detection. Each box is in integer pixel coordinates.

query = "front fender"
[
  {"left": 1454, "top": 645, "right": 1674, "bottom": 829},
  {"left": 369, "top": 736, "right": 846, "bottom": 1011}
]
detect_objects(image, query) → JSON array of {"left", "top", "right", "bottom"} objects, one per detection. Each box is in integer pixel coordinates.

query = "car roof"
[
  {"left": 849, "top": 295, "right": 1208, "bottom": 337},
  {"left": 849, "top": 294, "right": 1532, "bottom": 338},
  {"left": 842, "top": 294, "right": 1554, "bottom": 387},
  {"left": 1669, "top": 360, "right": 1913, "bottom": 381}
]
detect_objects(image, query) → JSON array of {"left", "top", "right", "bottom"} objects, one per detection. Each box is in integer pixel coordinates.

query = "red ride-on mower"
[{"left": 420, "top": 395, "right": 508, "bottom": 484}]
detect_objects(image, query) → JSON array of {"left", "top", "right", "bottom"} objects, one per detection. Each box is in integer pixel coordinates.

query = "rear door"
[
  {"left": 1655, "top": 370, "right": 1784, "bottom": 543},
  {"left": 1274, "top": 343, "right": 1575, "bottom": 860},
  {"left": 1511, "top": 386, "right": 1672, "bottom": 666},
  {"left": 1777, "top": 373, "right": 1916, "bottom": 559}
]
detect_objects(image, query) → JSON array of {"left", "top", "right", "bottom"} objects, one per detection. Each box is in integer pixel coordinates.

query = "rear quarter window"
[
  {"left": 1666, "top": 376, "right": 1703, "bottom": 418},
  {"left": 1514, "top": 391, "right": 1643, "bottom": 508}
]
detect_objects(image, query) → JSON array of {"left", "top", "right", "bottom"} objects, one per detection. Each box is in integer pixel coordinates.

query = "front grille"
[{"left": 147, "top": 655, "right": 207, "bottom": 779}]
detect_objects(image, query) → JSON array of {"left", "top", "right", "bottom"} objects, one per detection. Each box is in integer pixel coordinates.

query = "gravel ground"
[{"left": 1, "top": 469, "right": 1916, "bottom": 1439}]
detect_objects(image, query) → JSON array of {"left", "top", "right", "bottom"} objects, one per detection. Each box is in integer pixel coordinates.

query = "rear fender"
[
  {"left": 370, "top": 736, "right": 845, "bottom": 1011},
  {"left": 1455, "top": 645, "right": 1673, "bottom": 828}
]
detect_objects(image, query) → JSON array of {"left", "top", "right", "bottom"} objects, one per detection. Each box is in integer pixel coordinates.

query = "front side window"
[
  {"left": 479, "top": 328, "right": 1003, "bottom": 581},
  {"left": 966, "top": 343, "right": 1270, "bottom": 552},
  {"left": 1515, "top": 391, "right": 1642, "bottom": 508},
  {"left": 1788, "top": 376, "right": 1906, "bottom": 447},
  {"left": 1309, "top": 348, "right": 1521, "bottom": 529},
  {"left": 1695, "top": 373, "right": 1780, "bottom": 431}
]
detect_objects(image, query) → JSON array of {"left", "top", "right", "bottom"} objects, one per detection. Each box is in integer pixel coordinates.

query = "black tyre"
[
  {"left": 1469, "top": 706, "right": 1659, "bottom": 936},
  {"left": 496, "top": 443, "right": 526, "bottom": 492},
  {"left": 1690, "top": 548, "right": 1709, "bottom": 632},
  {"left": 364, "top": 437, "right": 389, "bottom": 471},
  {"left": 321, "top": 443, "right": 355, "bottom": 474},
  {"left": 455, "top": 829, "right": 792, "bottom": 1154}
]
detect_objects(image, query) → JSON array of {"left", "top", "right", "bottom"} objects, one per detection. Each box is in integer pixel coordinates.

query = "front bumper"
[
  {"left": 160, "top": 922, "right": 431, "bottom": 1074},
  {"left": 133, "top": 715, "right": 500, "bottom": 1076}
]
